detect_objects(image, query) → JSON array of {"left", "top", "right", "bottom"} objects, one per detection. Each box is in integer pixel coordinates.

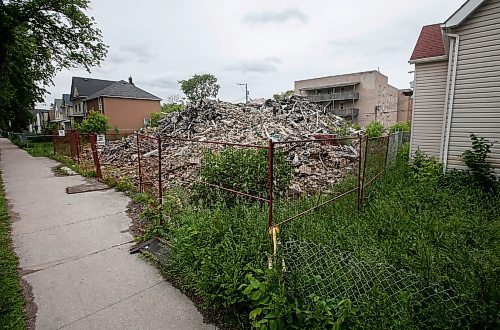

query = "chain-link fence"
[{"left": 282, "top": 240, "right": 469, "bottom": 328}]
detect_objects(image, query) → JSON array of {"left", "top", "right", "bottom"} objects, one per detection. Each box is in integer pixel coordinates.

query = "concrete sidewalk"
[{"left": 0, "top": 138, "right": 212, "bottom": 330}]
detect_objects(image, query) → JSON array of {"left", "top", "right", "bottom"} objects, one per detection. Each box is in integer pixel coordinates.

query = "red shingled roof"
[{"left": 410, "top": 24, "right": 446, "bottom": 61}]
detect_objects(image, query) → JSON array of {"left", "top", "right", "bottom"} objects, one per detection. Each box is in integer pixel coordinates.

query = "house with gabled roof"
[
  {"left": 84, "top": 77, "right": 161, "bottom": 131},
  {"left": 409, "top": 0, "right": 500, "bottom": 173},
  {"left": 69, "top": 76, "right": 161, "bottom": 131},
  {"left": 69, "top": 77, "right": 115, "bottom": 127}
]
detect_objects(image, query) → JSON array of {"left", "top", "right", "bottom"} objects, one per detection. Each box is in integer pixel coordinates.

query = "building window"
[{"left": 98, "top": 98, "right": 102, "bottom": 111}]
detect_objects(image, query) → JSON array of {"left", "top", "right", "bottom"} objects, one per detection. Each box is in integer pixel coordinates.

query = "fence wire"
[{"left": 282, "top": 240, "right": 470, "bottom": 328}]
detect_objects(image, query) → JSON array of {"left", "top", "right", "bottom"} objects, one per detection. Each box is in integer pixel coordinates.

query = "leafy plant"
[
  {"left": 365, "top": 121, "right": 385, "bottom": 138},
  {"left": 193, "top": 147, "right": 292, "bottom": 206},
  {"left": 461, "top": 133, "right": 498, "bottom": 191},
  {"left": 389, "top": 121, "right": 411, "bottom": 133},
  {"left": 410, "top": 149, "right": 442, "bottom": 184},
  {"left": 76, "top": 111, "right": 110, "bottom": 134},
  {"left": 179, "top": 74, "right": 220, "bottom": 106}
]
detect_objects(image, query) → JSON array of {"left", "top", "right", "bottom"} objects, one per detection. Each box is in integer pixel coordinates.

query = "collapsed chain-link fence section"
[{"left": 283, "top": 240, "right": 470, "bottom": 328}]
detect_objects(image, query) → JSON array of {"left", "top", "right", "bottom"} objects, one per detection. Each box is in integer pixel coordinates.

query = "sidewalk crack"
[
  {"left": 25, "top": 240, "right": 134, "bottom": 274},
  {"left": 17, "top": 211, "right": 126, "bottom": 237},
  {"left": 56, "top": 281, "right": 164, "bottom": 329}
]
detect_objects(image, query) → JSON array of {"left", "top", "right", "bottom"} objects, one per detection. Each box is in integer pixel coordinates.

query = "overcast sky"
[{"left": 41, "top": 0, "right": 462, "bottom": 107}]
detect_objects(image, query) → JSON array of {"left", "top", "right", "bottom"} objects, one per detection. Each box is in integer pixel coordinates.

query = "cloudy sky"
[{"left": 42, "top": 0, "right": 462, "bottom": 107}]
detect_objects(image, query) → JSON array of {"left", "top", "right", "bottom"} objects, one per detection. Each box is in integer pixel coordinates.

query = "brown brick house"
[{"left": 70, "top": 77, "right": 161, "bottom": 131}]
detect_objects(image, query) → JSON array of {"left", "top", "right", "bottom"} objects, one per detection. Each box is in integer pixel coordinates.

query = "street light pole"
[{"left": 237, "top": 83, "right": 249, "bottom": 104}]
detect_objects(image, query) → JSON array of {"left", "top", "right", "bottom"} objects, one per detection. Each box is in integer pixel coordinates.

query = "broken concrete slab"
[{"left": 66, "top": 181, "right": 110, "bottom": 194}]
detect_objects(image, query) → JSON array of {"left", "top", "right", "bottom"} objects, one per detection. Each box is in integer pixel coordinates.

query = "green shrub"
[
  {"left": 241, "top": 269, "right": 356, "bottom": 329},
  {"left": 193, "top": 147, "right": 291, "bottom": 205},
  {"left": 397, "top": 142, "right": 410, "bottom": 163},
  {"left": 461, "top": 133, "right": 498, "bottom": 191},
  {"left": 389, "top": 121, "right": 410, "bottom": 133},
  {"left": 76, "top": 111, "right": 110, "bottom": 134},
  {"left": 410, "top": 149, "right": 443, "bottom": 184},
  {"left": 365, "top": 121, "right": 385, "bottom": 138}
]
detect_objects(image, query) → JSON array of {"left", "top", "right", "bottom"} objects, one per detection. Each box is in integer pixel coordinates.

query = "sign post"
[{"left": 96, "top": 134, "right": 106, "bottom": 147}]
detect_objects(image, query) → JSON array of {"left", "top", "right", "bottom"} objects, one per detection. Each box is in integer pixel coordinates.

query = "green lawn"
[
  {"left": 24, "top": 142, "right": 53, "bottom": 157},
  {"left": 0, "top": 173, "right": 25, "bottom": 329}
]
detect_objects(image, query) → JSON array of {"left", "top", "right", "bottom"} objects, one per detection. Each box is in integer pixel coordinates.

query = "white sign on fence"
[
  {"left": 58, "top": 130, "right": 65, "bottom": 137},
  {"left": 96, "top": 134, "right": 106, "bottom": 146}
]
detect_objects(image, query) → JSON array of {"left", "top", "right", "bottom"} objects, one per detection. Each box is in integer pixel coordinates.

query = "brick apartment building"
[{"left": 295, "top": 70, "right": 409, "bottom": 127}]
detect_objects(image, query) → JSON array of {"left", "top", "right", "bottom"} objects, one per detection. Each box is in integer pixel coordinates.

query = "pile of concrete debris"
[
  {"left": 158, "top": 96, "right": 345, "bottom": 143},
  {"left": 90, "top": 96, "right": 360, "bottom": 194}
]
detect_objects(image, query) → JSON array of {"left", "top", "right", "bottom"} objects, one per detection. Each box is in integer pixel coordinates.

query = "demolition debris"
[{"left": 84, "top": 96, "right": 360, "bottom": 195}]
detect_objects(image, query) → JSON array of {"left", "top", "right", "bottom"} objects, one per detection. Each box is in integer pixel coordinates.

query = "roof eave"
[
  {"left": 86, "top": 95, "right": 162, "bottom": 102},
  {"left": 409, "top": 55, "right": 448, "bottom": 64},
  {"left": 443, "top": 0, "right": 486, "bottom": 28}
]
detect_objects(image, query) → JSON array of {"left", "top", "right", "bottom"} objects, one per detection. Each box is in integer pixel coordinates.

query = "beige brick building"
[{"left": 294, "top": 70, "right": 400, "bottom": 127}]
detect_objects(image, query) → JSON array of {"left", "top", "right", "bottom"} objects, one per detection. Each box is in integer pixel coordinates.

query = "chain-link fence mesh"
[
  {"left": 282, "top": 240, "right": 469, "bottom": 328},
  {"left": 386, "top": 132, "right": 400, "bottom": 167}
]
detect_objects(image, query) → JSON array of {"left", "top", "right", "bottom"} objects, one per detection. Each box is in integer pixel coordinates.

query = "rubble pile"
[
  {"left": 88, "top": 96, "right": 360, "bottom": 194},
  {"left": 158, "top": 96, "right": 345, "bottom": 143}
]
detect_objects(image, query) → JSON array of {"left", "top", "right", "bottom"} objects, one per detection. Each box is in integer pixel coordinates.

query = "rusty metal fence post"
[
  {"left": 268, "top": 139, "right": 274, "bottom": 229},
  {"left": 268, "top": 139, "right": 276, "bottom": 266},
  {"left": 136, "top": 132, "right": 143, "bottom": 193},
  {"left": 157, "top": 136, "right": 163, "bottom": 205},
  {"left": 75, "top": 132, "right": 81, "bottom": 164},
  {"left": 90, "top": 134, "right": 102, "bottom": 179},
  {"left": 52, "top": 132, "right": 56, "bottom": 156}
]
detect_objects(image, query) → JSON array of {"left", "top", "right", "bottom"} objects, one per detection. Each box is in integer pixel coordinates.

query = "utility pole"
[{"left": 237, "top": 83, "right": 249, "bottom": 104}]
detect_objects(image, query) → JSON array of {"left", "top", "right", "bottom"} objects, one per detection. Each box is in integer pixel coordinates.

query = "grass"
[
  {"left": 0, "top": 172, "right": 25, "bottom": 329},
  {"left": 24, "top": 142, "right": 53, "bottom": 157},
  {"left": 137, "top": 145, "right": 500, "bottom": 329},
  {"left": 16, "top": 141, "right": 97, "bottom": 178}
]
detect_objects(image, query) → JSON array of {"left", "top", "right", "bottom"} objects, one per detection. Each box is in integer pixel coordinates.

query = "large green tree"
[
  {"left": 0, "top": 0, "right": 107, "bottom": 131},
  {"left": 179, "top": 74, "right": 220, "bottom": 106}
]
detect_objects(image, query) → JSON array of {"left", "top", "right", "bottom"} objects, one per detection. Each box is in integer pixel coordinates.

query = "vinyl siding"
[
  {"left": 410, "top": 61, "right": 448, "bottom": 157},
  {"left": 446, "top": 0, "right": 500, "bottom": 173}
]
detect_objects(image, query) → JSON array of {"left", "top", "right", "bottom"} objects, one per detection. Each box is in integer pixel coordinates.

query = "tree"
[
  {"left": 179, "top": 74, "right": 219, "bottom": 106},
  {"left": 0, "top": 0, "right": 108, "bottom": 131},
  {"left": 272, "top": 90, "right": 294, "bottom": 101},
  {"left": 76, "top": 111, "right": 109, "bottom": 134}
]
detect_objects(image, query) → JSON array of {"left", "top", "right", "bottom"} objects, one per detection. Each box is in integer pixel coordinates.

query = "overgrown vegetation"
[
  {"left": 193, "top": 148, "right": 291, "bottom": 206},
  {"left": 461, "top": 133, "right": 498, "bottom": 192},
  {"left": 364, "top": 121, "right": 385, "bottom": 138},
  {"left": 76, "top": 111, "right": 110, "bottom": 134},
  {"left": 0, "top": 172, "right": 26, "bottom": 329},
  {"left": 135, "top": 140, "right": 500, "bottom": 329},
  {"left": 388, "top": 121, "right": 410, "bottom": 133}
]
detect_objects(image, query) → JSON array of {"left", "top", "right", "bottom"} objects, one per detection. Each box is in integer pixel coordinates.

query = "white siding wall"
[
  {"left": 447, "top": 0, "right": 500, "bottom": 173},
  {"left": 410, "top": 61, "right": 448, "bottom": 157}
]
